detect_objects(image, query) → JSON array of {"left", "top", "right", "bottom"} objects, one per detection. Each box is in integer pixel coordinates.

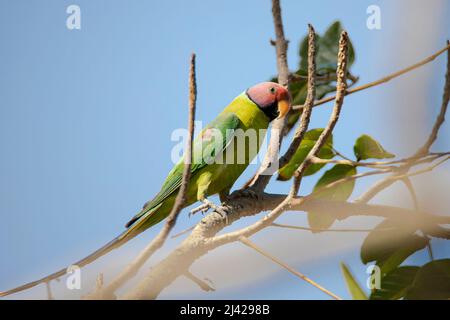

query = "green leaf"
[
  {"left": 372, "top": 260, "right": 450, "bottom": 300},
  {"left": 370, "top": 266, "right": 419, "bottom": 300},
  {"left": 360, "top": 219, "right": 428, "bottom": 275},
  {"left": 277, "top": 128, "right": 334, "bottom": 181},
  {"left": 341, "top": 263, "right": 368, "bottom": 300},
  {"left": 299, "top": 21, "right": 355, "bottom": 73},
  {"left": 353, "top": 134, "right": 395, "bottom": 161},
  {"left": 307, "top": 164, "right": 356, "bottom": 231},
  {"left": 405, "top": 259, "right": 450, "bottom": 300},
  {"left": 312, "top": 164, "right": 356, "bottom": 199},
  {"left": 288, "top": 75, "right": 308, "bottom": 106}
]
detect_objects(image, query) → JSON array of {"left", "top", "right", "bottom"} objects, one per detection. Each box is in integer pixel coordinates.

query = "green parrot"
[{"left": 1, "top": 82, "right": 291, "bottom": 297}]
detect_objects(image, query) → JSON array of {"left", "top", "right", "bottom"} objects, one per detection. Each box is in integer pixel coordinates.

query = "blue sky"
[{"left": 1, "top": 0, "right": 449, "bottom": 299}]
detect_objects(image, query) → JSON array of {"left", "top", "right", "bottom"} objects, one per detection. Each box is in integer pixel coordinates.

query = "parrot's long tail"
[
  {"left": 0, "top": 229, "right": 133, "bottom": 298},
  {"left": 0, "top": 203, "right": 165, "bottom": 298}
]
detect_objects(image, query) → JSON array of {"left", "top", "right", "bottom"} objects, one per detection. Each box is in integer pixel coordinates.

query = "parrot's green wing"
[{"left": 125, "top": 112, "right": 241, "bottom": 227}]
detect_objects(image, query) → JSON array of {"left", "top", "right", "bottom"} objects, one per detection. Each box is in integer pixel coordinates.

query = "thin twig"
[
  {"left": 357, "top": 44, "right": 450, "bottom": 204},
  {"left": 239, "top": 236, "right": 342, "bottom": 300},
  {"left": 89, "top": 53, "right": 197, "bottom": 298},
  {"left": 271, "top": 0, "right": 289, "bottom": 88},
  {"left": 415, "top": 40, "right": 450, "bottom": 156},
  {"left": 403, "top": 156, "right": 450, "bottom": 178},
  {"left": 250, "top": 0, "right": 290, "bottom": 192},
  {"left": 401, "top": 177, "right": 419, "bottom": 211},
  {"left": 171, "top": 225, "right": 196, "bottom": 239},
  {"left": 289, "top": 70, "right": 358, "bottom": 87},
  {"left": 310, "top": 156, "right": 396, "bottom": 170},
  {"left": 309, "top": 154, "right": 450, "bottom": 200},
  {"left": 184, "top": 271, "right": 215, "bottom": 292},
  {"left": 271, "top": 222, "right": 378, "bottom": 233},
  {"left": 95, "top": 273, "right": 104, "bottom": 292},
  {"left": 279, "top": 25, "right": 316, "bottom": 169},
  {"left": 293, "top": 42, "right": 450, "bottom": 111},
  {"left": 332, "top": 147, "right": 353, "bottom": 162},
  {"left": 401, "top": 177, "right": 435, "bottom": 260},
  {"left": 243, "top": 23, "right": 317, "bottom": 190},
  {"left": 45, "top": 281, "right": 54, "bottom": 300},
  {"left": 291, "top": 31, "right": 349, "bottom": 196}
]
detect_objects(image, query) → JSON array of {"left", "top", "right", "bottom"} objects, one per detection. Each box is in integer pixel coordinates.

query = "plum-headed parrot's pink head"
[{"left": 246, "top": 82, "right": 291, "bottom": 121}]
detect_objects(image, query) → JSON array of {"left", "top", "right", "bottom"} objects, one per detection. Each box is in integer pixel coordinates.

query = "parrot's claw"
[
  {"left": 189, "top": 203, "right": 210, "bottom": 218},
  {"left": 190, "top": 199, "right": 230, "bottom": 224},
  {"left": 199, "top": 199, "right": 230, "bottom": 224}
]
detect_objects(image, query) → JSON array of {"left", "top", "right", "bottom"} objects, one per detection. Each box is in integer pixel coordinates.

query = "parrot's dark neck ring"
[{"left": 245, "top": 91, "right": 279, "bottom": 121}]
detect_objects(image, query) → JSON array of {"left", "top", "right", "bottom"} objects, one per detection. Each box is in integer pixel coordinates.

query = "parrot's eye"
[{"left": 269, "top": 87, "right": 276, "bottom": 94}]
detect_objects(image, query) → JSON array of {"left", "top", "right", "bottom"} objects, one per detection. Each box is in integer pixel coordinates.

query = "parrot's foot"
[
  {"left": 188, "top": 199, "right": 230, "bottom": 224},
  {"left": 190, "top": 198, "right": 231, "bottom": 224},
  {"left": 189, "top": 199, "right": 230, "bottom": 219},
  {"left": 189, "top": 203, "right": 210, "bottom": 217},
  {"left": 201, "top": 199, "right": 230, "bottom": 220}
]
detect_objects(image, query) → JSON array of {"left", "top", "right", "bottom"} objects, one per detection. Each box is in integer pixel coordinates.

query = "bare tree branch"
[
  {"left": 45, "top": 282, "right": 54, "bottom": 300},
  {"left": 310, "top": 154, "right": 450, "bottom": 200},
  {"left": 243, "top": 23, "right": 317, "bottom": 190},
  {"left": 184, "top": 271, "right": 215, "bottom": 292},
  {"left": 311, "top": 152, "right": 449, "bottom": 168},
  {"left": 122, "top": 187, "right": 450, "bottom": 299},
  {"left": 415, "top": 40, "right": 450, "bottom": 156},
  {"left": 310, "top": 156, "right": 395, "bottom": 170},
  {"left": 401, "top": 177, "right": 419, "bottom": 210},
  {"left": 86, "top": 53, "right": 197, "bottom": 299},
  {"left": 239, "top": 236, "right": 342, "bottom": 300},
  {"left": 291, "top": 31, "right": 349, "bottom": 196},
  {"left": 278, "top": 25, "right": 316, "bottom": 169},
  {"left": 401, "top": 176, "right": 435, "bottom": 260},
  {"left": 271, "top": 222, "right": 381, "bottom": 233},
  {"left": 356, "top": 43, "right": 450, "bottom": 204},
  {"left": 293, "top": 42, "right": 450, "bottom": 111},
  {"left": 250, "top": 0, "right": 290, "bottom": 192},
  {"left": 171, "top": 226, "right": 196, "bottom": 239}
]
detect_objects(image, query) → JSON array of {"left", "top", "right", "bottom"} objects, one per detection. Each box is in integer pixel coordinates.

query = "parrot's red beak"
[{"left": 276, "top": 90, "right": 291, "bottom": 119}]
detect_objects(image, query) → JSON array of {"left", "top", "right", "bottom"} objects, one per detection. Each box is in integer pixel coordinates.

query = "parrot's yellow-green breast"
[{"left": 222, "top": 92, "right": 271, "bottom": 131}]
